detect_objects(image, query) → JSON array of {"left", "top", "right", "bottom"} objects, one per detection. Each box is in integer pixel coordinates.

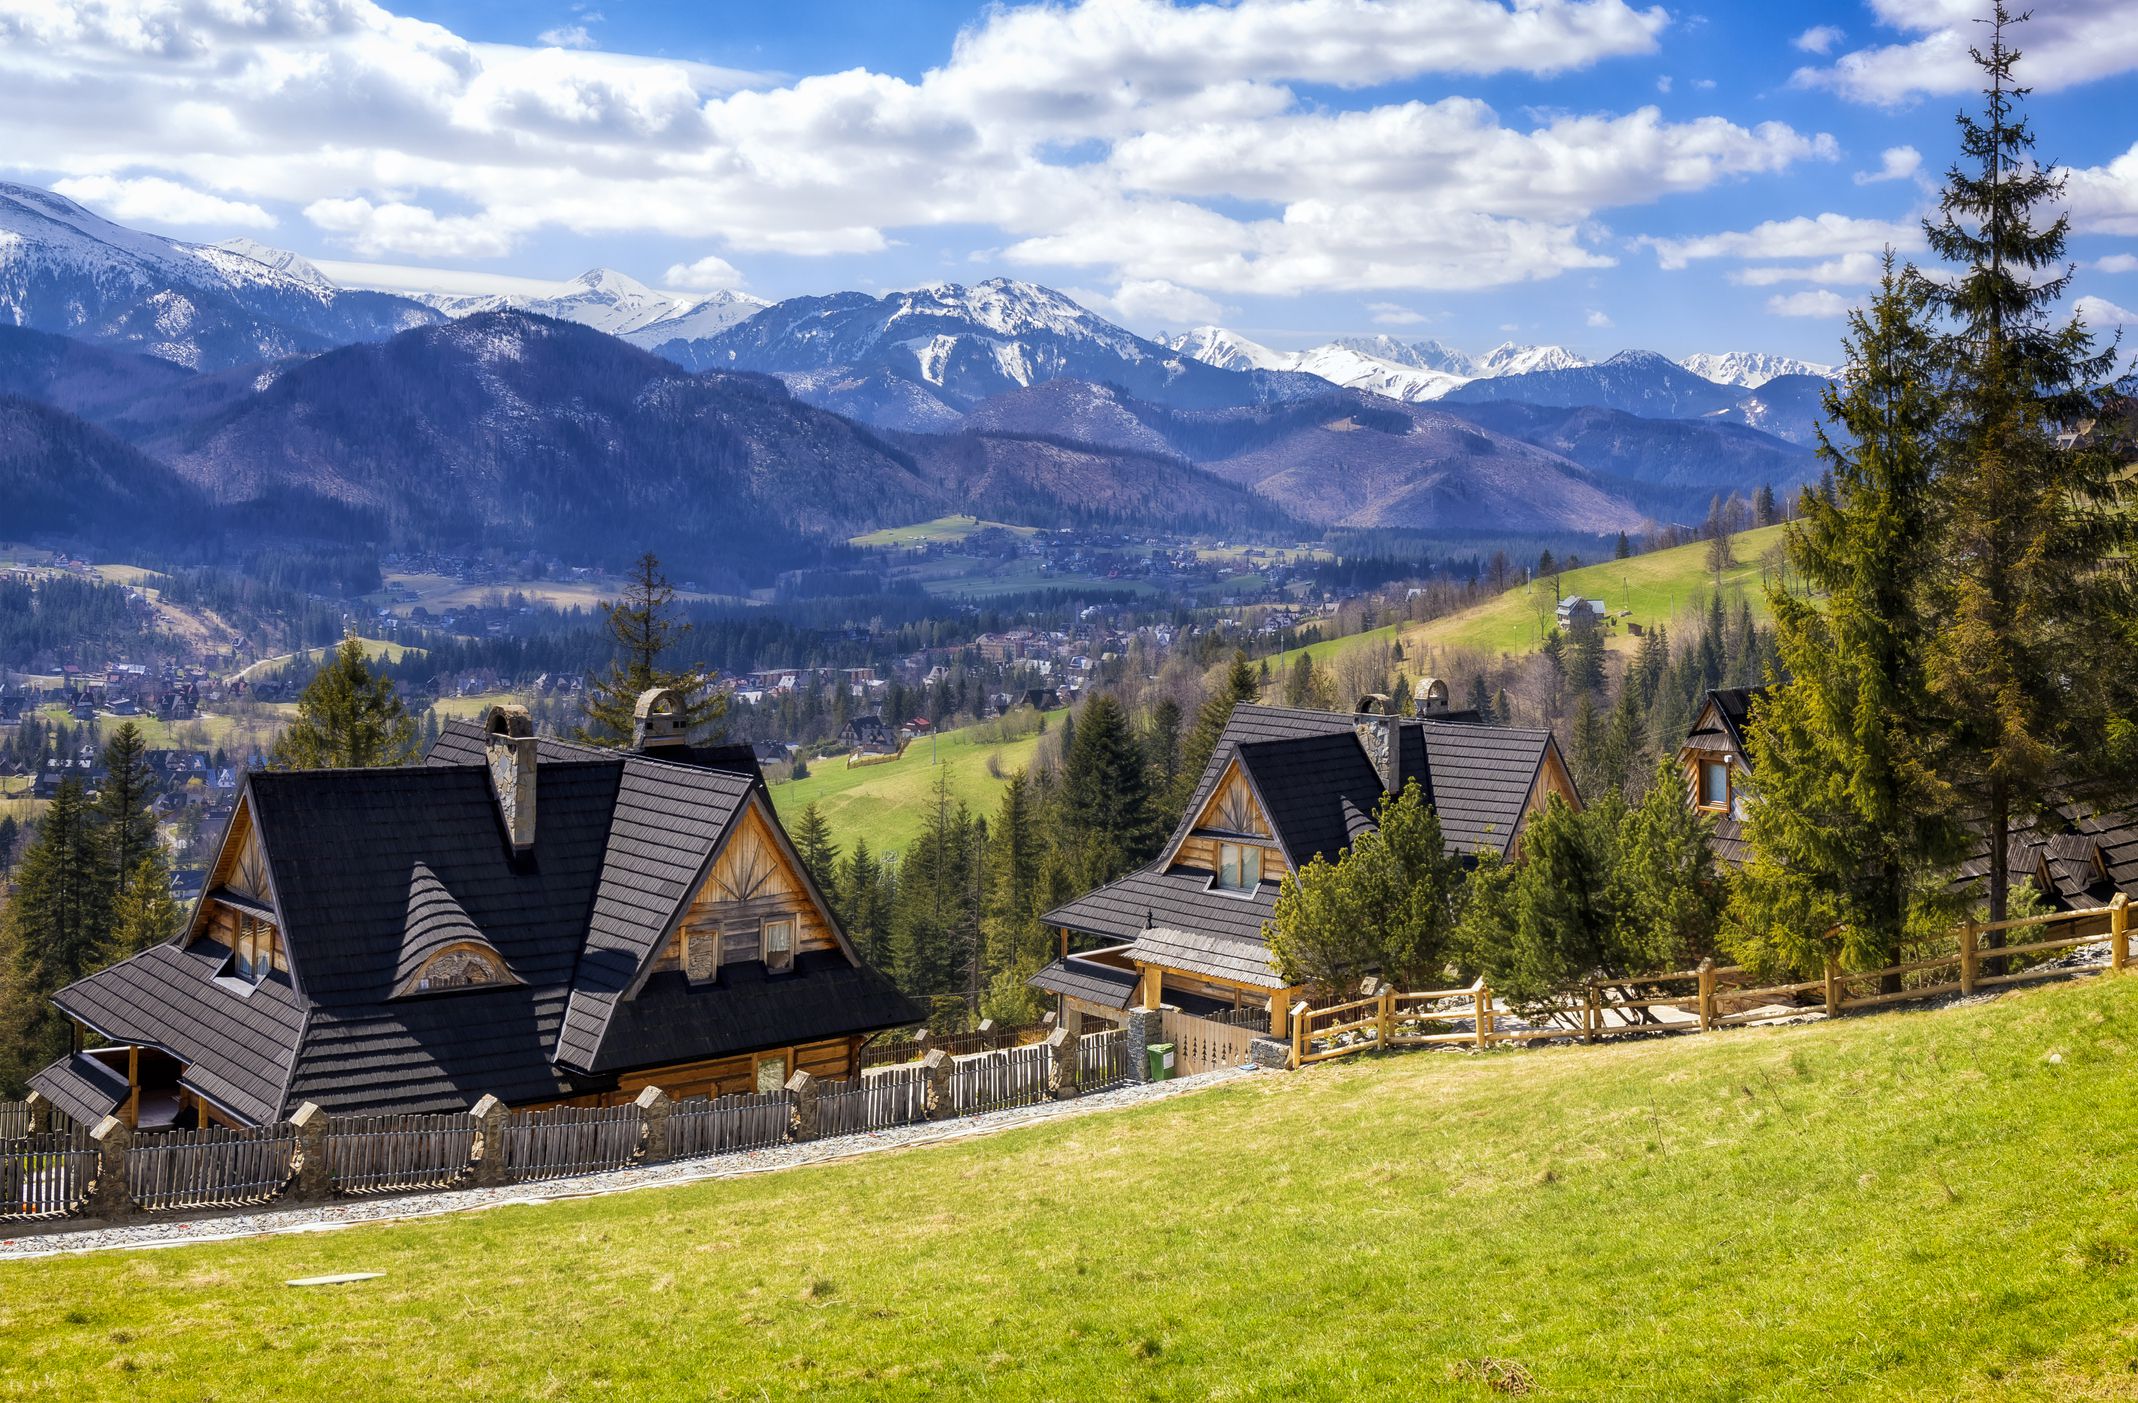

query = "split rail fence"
[
  {"left": 0, "top": 1023, "right": 1143, "bottom": 1231},
  {"left": 1291, "top": 897, "right": 2132, "bottom": 1067}
]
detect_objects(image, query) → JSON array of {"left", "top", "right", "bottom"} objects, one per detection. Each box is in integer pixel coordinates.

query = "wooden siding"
[
  {"left": 1191, "top": 760, "right": 1271, "bottom": 837},
  {"left": 605, "top": 1035, "right": 858, "bottom": 1104},
  {"left": 652, "top": 800, "right": 841, "bottom": 977},
  {"left": 185, "top": 796, "right": 278, "bottom": 948},
  {"left": 1174, "top": 835, "right": 1289, "bottom": 878}
]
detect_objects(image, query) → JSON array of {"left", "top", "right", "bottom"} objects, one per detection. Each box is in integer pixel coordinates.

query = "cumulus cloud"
[
  {"left": 0, "top": 0, "right": 1834, "bottom": 300},
  {"left": 1585, "top": 308, "right": 1612, "bottom": 327},
  {"left": 1793, "top": 25, "right": 1843, "bottom": 55},
  {"left": 1767, "top": 289, "right": 1851, "bottom": 317},
  {"left": 663, "top": 254, "right": 746, "bottom": 291},
  {"left": 1733, "top": 251, "right": 1885, "bottom": 287},
  {"left": 1367, "top": 301, "right": 1427, "bottom": 326},
  {"left": 1081, "top": 278, "right": 1227, "bottom": 328},
  {"left": 2095, "top": 254, "right": 2138, "bottom": 275},
  {"left": 2076, "top": 294, "right": 2138, "bottom": 328},
  {"left": 538, "top": 25, "right": 595, "bottom": 49},
  {"left": 50, "top": 174, "right": 274, "bottom": 229},
  {"left": 2065, "top": 141, "right": 2138, "bottom": 237},
  {"left": 1796, "top": 0, "right": 2138, "bottom": 104},
  {"left": 1854, "top": 145, "right": 1921, "bottom": 185},
  {"left": 1641, "top": 213, "right": 1923, "bottom": 270}
]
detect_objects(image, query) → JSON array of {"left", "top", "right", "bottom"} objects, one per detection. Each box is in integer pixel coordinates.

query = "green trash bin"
[{"left": 1147, "top": 1042, "right": 1176, "bottom": 1081}]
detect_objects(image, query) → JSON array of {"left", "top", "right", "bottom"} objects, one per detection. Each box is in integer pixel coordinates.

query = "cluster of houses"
[{"left": 32, "top": 671, "right": 2138, "bottom": 1136}]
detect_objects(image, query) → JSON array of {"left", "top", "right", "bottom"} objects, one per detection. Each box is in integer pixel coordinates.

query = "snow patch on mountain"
[
  {"left": 1158, "top": 327, "right": 1471, "bottom": 402},
  {"left": 210, "top": 238, "right": 334, "bottom": 290},
  {"left": 1679, "top": 351, "right": 1837, "bottom": 388},
  {"left": 1155, "top": 326, "right": 1291, "bottom": 373},
  {"left": 1475, "top": 342, "right": 1590, "bottom": 377}
]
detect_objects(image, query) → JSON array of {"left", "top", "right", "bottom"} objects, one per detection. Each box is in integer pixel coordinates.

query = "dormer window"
[
  {"left": 1698, "top": 760, "right": 1732, "bottom": 812},
  {"left": 1216, "top": 842, "right": 1262, "bottom": 892},
  {"left": 230, "top": 915, "right": 277, "bottom": 984},
  {"left": 410, "top": 946, "right": 509, "bottom": 993},
  {"left": 762, "top": 916, "right": 795, "bottom": 973}
]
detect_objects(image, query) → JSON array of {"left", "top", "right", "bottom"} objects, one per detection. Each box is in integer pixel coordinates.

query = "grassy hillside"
[
  {"left": 8, "top": 977, "right": 2138, "bottom": 1399},
  {"left": 1409, "top": 523, "right": 1789, "bottom": 658},
  {"left": 769, "top": 714, "right": 1054, "bottom": 856}
]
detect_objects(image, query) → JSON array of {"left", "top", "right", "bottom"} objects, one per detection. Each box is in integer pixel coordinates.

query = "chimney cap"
[
  {"left": 1355, "top": 692, "right": 1391, "bottom": 715},
  {"left": 1415, "top": 677, "right": 1450, "bottom": 717},
  {"left": 632, "top": 687, "right": 689, "bottom": 749},
  {"left": 481, "top": 703, "right": 533, "bottom": 740}
]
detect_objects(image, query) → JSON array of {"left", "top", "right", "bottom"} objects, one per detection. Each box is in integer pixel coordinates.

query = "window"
[
  {"left": 231, "top": 916, "right": 277, "bottom": 983},
  {"left": 1699, "top": 760, "right": 1731, "bottom": 811},
  {"left": 1216, "top": 842, "right": 1263, "bottom": 892},
  {"left": 761, "top": 916, "right": 795, "bottom": 973}
]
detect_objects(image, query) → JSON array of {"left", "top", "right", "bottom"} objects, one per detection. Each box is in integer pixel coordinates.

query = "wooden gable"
[
  {"left": 1170, "top": 756, "right": 1290, "bottom": 878},
  {"left": 652, "top": 797, "right": 847, "bottom": 978},
  {"left": 185, "top": 794, "right": 275, "bottom": 938}
]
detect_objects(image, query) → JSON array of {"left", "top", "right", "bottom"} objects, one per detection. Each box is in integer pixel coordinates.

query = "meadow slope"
[{"left": 6, "top": 975, "right": 2138, "bottom": 1401}]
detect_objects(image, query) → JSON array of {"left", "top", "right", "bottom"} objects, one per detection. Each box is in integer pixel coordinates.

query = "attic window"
[
  {"left": 410, "top": 945, "right": 510, "bottom": 994},
  {"left": 1698, "top": 760, "right": 1731, "bottom": 812},
  {"left": 762, "top": 917, "right": 795, "bottom": 973},
  {"left": 1215, "top": 842, "right": 1263, "bottom": 892},
  {"left": 228, "top": 916, "right": 278, "bottom": 984}
]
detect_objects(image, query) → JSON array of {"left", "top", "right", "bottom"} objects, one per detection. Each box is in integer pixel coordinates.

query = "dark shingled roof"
[
  {"left": 1046, "top": 865, "right": 1279, "bottom": 945},
  {"left": 1237, "top": 732, "right": 1384, "bottom": 867},
  {"left": 1682, "top": 687, "right": 1764, "bottom": 760},
  {"left": 1417, "top": 722, "right": 1558, "bottom": 857},
  {"left": 52, "top": 721, "right": 915, "bottom": 1122},
  {"left": 1125, "top": 927, "right": 1284, "bottom": 989},
  {"left": 1029, "top": 954, "right": 1140, "bottom": 1010},
  {"left": 53, "top": 939, "right": 307, "bottom": 1125},
  {"left": 29, "top": 1052, "right": 129, "bottom": 1127}
]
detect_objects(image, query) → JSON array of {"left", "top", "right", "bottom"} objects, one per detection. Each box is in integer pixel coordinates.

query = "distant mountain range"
[{"left": 0, "top": 180, "right": 1835, "bottom": 565}]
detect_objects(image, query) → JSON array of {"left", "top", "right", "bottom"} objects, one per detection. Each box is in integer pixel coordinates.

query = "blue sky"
[{"left": 5, "top": 0, "right": 2135, "bottom": 364}]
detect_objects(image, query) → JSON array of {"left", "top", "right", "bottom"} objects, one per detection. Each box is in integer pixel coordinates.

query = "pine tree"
[
  {"left": 791, "top": 802, "right": 841, "bottom": 911},
  {"left": 105, "top": 853, "right": 181, "bottom": 962},
  {"left": 1730, "top": 257, "right": 1962, "bottom": 977},
  {"left": 1919, "top": 8, "right": 2137, "bottom": 927},
  {"left": 0, "top": 778, "right": 110, "bottom": 1087},
  {"left": 1614, "top": 531, "right": 1632, "bottom": 560},
  {"left": 1174, "top": 652, "right": 1258, "bottom": 814},
  {"left": 837, "top": 837, "right": 887, "bottom": 964},
  {"left": 271, "top": 636, "right": 419, "bottom": 770},
  {"left": 96, "top": 721, "right": 157, "bottom": 895},
  {"left": 0, "top": 815, "right": 18, "bottom": 878},
  {"left": 1062, "top": 693, "right": 1158, "bottom": 887},
  {"left": 1143, "top": 696, "right": 1183, "bottom": 800},
  {"left": 978, "top": 772, "right": 1047, "bottom": 1024},
  {"left": 579, "top": 552, "right": 726, "bottom": 746},
  {"left": 1753, "top": 483, "right": 1779, "bottom": 527}
]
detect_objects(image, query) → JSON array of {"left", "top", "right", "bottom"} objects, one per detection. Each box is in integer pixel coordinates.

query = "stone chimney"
[
  {"left": 632, "top": 687, "right": 689, "bottom": 751},
  {"left": 1414, "top": 677, "right": 1451, "bottom": 718},
  {"left": 1353, "top": 713, "right": 1394, "bottom": 791},
  {"left": 482, "top": 704, "right": 536, "bottom": 855}
]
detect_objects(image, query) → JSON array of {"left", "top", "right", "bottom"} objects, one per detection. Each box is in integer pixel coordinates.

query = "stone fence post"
[
  {"left": 290, "top": 1102, "right": 331, "bottom": 1201},
  {"left": 470, "top": 1094, "right": 510, "bottom": 1188},
  {"left": 913, "top": 1028, "right": 933, "bottom": 1059},
  {"left": 921, "top": 1049, "right": 955, "bottom": 1120},
  {"left": 635, "top": 1086, "right": 672, "bottom": 1164},
  {"left": 86, "top": 1115, "right": 133, "bottom": 1221},
  {"left": 23, "top": 1092, "right": 51, "bottom": 1136},
  {"left": 785, "top": 1071, "right": 821, "bottom": 1142},
  {"left": 1125, "top": 1006, "right": 1164, "bottom": 1085},
  {"left": 1044, "top": 1026, "right": 1077, "bottom": 1100}
]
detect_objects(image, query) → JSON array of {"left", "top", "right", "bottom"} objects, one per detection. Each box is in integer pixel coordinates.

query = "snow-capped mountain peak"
[
  {"left": 1679, "top": 351, "right": 1838, "bottom": 388},
  {"left": 1328, "top": 335, "right": 1477, "bottom": 378},
  {"left": 1476, "top": 342, "right": 1590, "bottom": 377},
  {"left": 209, "top": 237, "right": 334, "bottom": 290},
  {"left": 1156, "top": 326, "right": 1291, "bottom": 373}
]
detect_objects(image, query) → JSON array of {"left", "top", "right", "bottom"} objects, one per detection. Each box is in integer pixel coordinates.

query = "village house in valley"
[
  {"left": 29, "top": 692, "right": 918, "bottom": 1130},
  {"left": 1030, "top": 684, "right": 1576, "bottom": 1035}
]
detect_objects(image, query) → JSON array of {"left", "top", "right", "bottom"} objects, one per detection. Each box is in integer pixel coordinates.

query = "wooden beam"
[{"left": 126, "top": 1043, "right": 140, "bottom": 1128}]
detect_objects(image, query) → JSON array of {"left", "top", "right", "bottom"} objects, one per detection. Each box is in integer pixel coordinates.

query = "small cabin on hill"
[
  {"left": 1677, "top": 686, "right": 1760, "bottom": 866},
  {"left": 841, "top": 715, "right": 899, "bottom": 755},
  {"left": 32, "top": 691, "right": 917, "bottom": 1130},
  {"left": 1030, "top": 692, "right": 1576, "bottom": 1034}
]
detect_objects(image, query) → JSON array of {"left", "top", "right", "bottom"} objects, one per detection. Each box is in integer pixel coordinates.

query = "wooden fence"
[
  {"left": 1075, "top": 1028, "right": 1129, "bottom": 1091},
  {"left": 669, "top": 1090, "right": 793, "bottom": 1159},
  {"left": 325, "top": 1112, "right": 478, "bottom": 1196},
  {"left": 817, "top": 1069, "right": 928, "bottom": 1137},
  {"left": 0, "top": 1130, "right": 97, "bottom": 1221},
  {"left": 0, "top": 1102, "right": 31, "bottom": 1141},
  {"left": 502, "top": 1103, "right": 644, "bottom": 1183},
  {"left": 127, "top": 1122, "right": 298, "bottom": 1213},
  {"left": 949, "top": 1042, "right": 1054, "bottom": 1114},
  {"left": 1161, "top": 1009, "right": 1261, "bottom": 1076},
  {"left": 859, "top": 1021, "right": 1039, "bottom": 1070},
  {"left": 1292, "top": 899, "right": 2133, "bottom": 1068}
]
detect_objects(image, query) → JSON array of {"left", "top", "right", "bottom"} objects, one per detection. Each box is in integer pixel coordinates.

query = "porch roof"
[
  {"left": 1124, "top": 926, "right": 1286, "bottom": 991},
  {"left": 28, "top": 1051, "right": 128, "bottom": 1127}
]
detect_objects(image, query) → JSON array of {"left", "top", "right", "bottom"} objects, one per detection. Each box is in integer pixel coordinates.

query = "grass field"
[
  {"left": 769, "top": 715, "right": 1053, "bottom": 855},
  {"left": 237, "top": 637, "right": 421, "bottom": 682},
  {"left": 849, "top": 515, "right": 1040, "bottom": 548},
  {"left": 7, "top": 976, "right": 2138, "bottom": 1399}
]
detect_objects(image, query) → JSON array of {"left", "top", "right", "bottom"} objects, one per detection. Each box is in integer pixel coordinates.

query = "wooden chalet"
[
  {"left": 1676, "top": 686, "right": 2138, "bottom": 906},
  {"left": 31, "top": 690, "right": 918, "bottom": 1130},
  {"left": 1030, "top": 693, "right": 1576, "bottom": 1035}
]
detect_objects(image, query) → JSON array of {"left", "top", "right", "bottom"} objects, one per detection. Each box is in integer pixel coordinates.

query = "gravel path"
[{"left": 0, "top": 1067, "right": 1252, "bottom": 1261}]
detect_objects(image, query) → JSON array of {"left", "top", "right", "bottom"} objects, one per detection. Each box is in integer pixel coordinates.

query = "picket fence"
[
  {"left": 1291, "top": 898, "right": 2132, "bottom": 1067},
  {"left": 671, "top": 1090, "right": 793, "bottom": 1159},
  {"left": 0, "top": 1130, "right": 97, "bottom": 1220},
  {"left": 817, "top": 1069, "right": 928, "bottom": 1138},
  {"left": 325, "top": 1112, "right": 479, "bottom": 1196},
  {"left": 503, "top": 1103, "right": 644, "bottom": 1184},
  {"left": 949, "top": 1042, "right": 1054, "bottom": 1114},
  {"left": 127, "top": 1122, "right": 299, "bottom": 1213}
]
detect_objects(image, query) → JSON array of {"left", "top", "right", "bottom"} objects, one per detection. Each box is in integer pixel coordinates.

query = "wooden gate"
[{"left": 1160, "top": 1009, "right": 1259, "bottom": 1076}]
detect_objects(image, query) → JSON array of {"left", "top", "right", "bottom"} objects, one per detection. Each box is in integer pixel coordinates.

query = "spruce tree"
[
  {"left": 1730, "top": 257, "right": 1963, "bottom": 977},
  {"left": 1919, "top": 7, "right": 2137, "bottom": 925},
  {"left": 1143, "top": 696, "right": 1184, "bottom": 800},
  {"left": 1174, "top": 652, "right": 1259, "bottom": 815},
  {"left": 0, "top": 815, "right": 18, "bottom": 878},
  {"left": 105, "top": 853, "right": 181, "bottom": 962},
  {"left": 0, "top": 778, "right": 110, "bottom": 1086},
  {"left": 271, "top": 636, "right": 419, "bottom": 770},
  {"left": 791, "top": 802, "right": 841, "bottom": 911},
  {"left": 1062, "top": 693, "right": 1158, "bottom": 887},
  {"left": 579, "top": 552, "right": 725, "bottom": 746},
  {"left": 96, "top": 721, "right": 157, "bottom": 895}
]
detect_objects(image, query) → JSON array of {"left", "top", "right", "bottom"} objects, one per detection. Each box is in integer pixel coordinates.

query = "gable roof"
[
  {"left": 393, "top": 862, "right": 520, "bottom": 997},
  {"left": 1682, "top": 686, "right": 1765, "bottom": 762}
]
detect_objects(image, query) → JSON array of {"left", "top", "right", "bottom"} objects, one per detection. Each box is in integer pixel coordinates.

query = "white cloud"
[
  {"left": 537, "top": 25, "right": 595, "bottom": 49},
  {"left": 49, "top": 174, "right": 273, "bottom": 229},
  {"left": 1796, "top": 1, "right": 2138, "bottom": 104},
  {"left": 1082, "top": 278, "right": 1226, "bottom": 328},
  {"left": 1585, "top": 308, "right": 1612, "bottom": 327},
  {"left": 0, "top": 0, "right": 1830, "bottom": 300},
  {"left": 1641, "top": 213, "right": 1923, "bottom": 270},
  {"left": 2076, "top": 294, "right": 2138, "bottom": 328},
  {"left": 1854, "top": 145, "right": 1921, "bottom": 186},
  {"left": 1767, "top": 289, "right": 1851, "bottom": 318},
  {"left": 2095, "top": 254, "right": 2138, "bottom": 275},
  {"left": 1367, "top": 301, "right": 1427, "bottom": 326},
  {"left": 663, "top": 254, "right": 746, "bottom": 291},
  {"left": 1655, "top": 75, "right": 1671, "bottom": 93},
  {"left": 1733, "top": 251, "right": 1885, "bottom": 287},
  {"left": 2066, "top": 141, "right": 2138, "bottom": 237},
  {"left": 304, "top": 197, "right": 515, "bottom": 258},
  {"left": 1794, "top": 25, "right": 1843, "bottom": 56}
]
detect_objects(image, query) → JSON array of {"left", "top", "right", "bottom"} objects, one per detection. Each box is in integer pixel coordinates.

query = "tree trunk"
[
  {"left": 1984, "top": 778, "right": 2009, "bottom": 979},
  {"left": 1879, "top": 861, "right": 1904, "bottom": 996}
]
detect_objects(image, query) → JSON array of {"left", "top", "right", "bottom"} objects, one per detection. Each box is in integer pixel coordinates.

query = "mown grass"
[
  {"left": 849, "top": 514, "right": 1040, "bottom": 548},
  {"left": 7, "top": 977, "right": 2138, "bottom": 1401},
  {"left": 769, "top": 713, "right": 1054, "bottom": 856}
]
